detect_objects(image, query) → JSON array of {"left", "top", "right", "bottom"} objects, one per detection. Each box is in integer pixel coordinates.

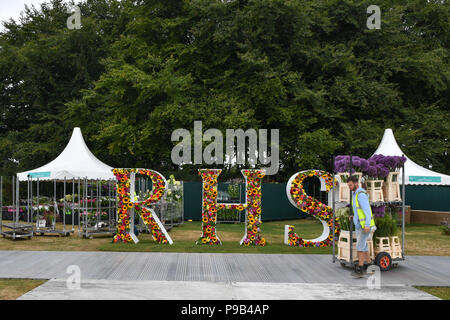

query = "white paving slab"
[{"left": 18, "top": 279, "right": 439, "bottom": 300}]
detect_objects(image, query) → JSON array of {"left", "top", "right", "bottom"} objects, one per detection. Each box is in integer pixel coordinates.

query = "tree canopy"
[{"left": 1, "top": 0, "right": 449, "bottom": 182}]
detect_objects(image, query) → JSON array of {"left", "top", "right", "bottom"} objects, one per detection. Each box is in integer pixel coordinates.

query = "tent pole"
[
  {"left": 97, "top": 179, "right": 100, "bottom": 230},
  {"left": 26, "top": 177, "right": 30, "bottom": 223},
  {"left": 54, "top": 179, "right": 57, "bottom": 231},
  {"left": 63, "top": 177, "right": 66, "bottom": 233},
  {"left": 85, "top": 178, "right": 88, "bottom": 237},
  {"left": 349, "top": 155, "right": 353, "bottom": 267},
  {"left": 402, "top": 157, "right": 406, "bottom": 259},
  {"left": 30, "top": 177, "right": 33, "bottom": 231},
  {"left": 108, "top": 180, "right": 112, "bottom": 232},
  {"left": 332, "top": 156, "right": 336, "bottom": 263},
  {"left": 72, "top": 179, "right": 75, "bottom": 231},
  {"left": 12, "top": 176, "right": 15, "bottom": 219},
  {"left": 37, "top": 178, "right": 40, "bottom": 231},
  {"left": 16, "top": 175, "right": 20, "bottom": 224},
  {"left": 78, "top": 178, "right": 81, "bottom": 235}
]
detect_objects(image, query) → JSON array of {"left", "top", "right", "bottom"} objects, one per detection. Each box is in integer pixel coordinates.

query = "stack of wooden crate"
[
  {"left": 337, "top": 172, "right": 363, "bottom": 202},
  {"left": 390, "top": 236, "right": 402, "bottom": 258},
  {"left": 366, "top": 180, "right": 384, "bottom": 202},
  {"left": 383, "top": 172, "right": 402, "bottom": 202},
  {"left": 337, "top": 230, "right": 375, "bottom": 262},
  {"left": 374, "top": 236, "right": 402, "bottom": 258}
]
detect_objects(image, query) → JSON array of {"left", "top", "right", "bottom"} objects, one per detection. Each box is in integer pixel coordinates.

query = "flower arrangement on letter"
[
  {"left": 113, "top": 168, "right": 170, "bottom": 244},
  {"left": 241, "top": 169, "right": 266, "bottom": 246},
  {"left": 198, "top": 169, "right": 266, "bottom": 246},
  {"left": 198, "top": 169, "right": 222, "bottom": 245},
  {"left": 288, "top": 170, "right": 340, "bottom": 247}
]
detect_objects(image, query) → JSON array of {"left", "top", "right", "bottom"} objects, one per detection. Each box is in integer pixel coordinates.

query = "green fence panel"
[
  {"left": 183, "top": 181, "right": 313, "bottom": 221},
  {"left": 183, "top": 181, "right": 203, "bottom": 220},
  {"left": 261, "top": 183, "right": 303, "bottom": 221},
  {"left": 405, "top": 185, "right": 450, "bottom": 212}
]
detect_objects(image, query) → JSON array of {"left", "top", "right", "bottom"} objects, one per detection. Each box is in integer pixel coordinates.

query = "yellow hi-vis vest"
[{"left": 355, "top": 190, "right": 375, "bottom": 228}]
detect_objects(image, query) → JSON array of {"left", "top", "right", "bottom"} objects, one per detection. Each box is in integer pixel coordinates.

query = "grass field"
[
  {"left": 100, "top": 219, "right": 331, "bottom": 254},
  {"left": 0, "top": 279, "right": 46, "bottom": 300},
  {"left": 0, "top": 219, "right": 449, "bottom": 255},
  {"left": 415, "top": 286, "right": 450, "bottom": 300}
]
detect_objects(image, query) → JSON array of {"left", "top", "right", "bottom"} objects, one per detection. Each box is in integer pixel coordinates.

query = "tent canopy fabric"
[
  {"left": 373, "top": 129, "right": 450, "bottom": 185},
  {"left": 17, "top": 127, "right": 114, "bottom": 181}
]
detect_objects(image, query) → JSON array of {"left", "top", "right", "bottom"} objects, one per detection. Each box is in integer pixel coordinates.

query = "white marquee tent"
[
  {"left": 17, "top": 127, "right": 114, "bottom": 181},
  {"left": 373, "top": 129, "right": 450, "bottom": 185}
]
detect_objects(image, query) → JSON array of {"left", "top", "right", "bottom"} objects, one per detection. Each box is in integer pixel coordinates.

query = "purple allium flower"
[
  {"left": 360, "top": 159, "right": 369, "bottom": 171},
  {"left": 366, "top": 166, "right": 378, "bottom": 177}
]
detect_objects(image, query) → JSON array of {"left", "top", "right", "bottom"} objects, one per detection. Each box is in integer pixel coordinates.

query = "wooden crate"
[
  {"left": 337, "top": 172, "right": 362, "bottom": 202},
  {"left": 339, "top": 183, "right": 350, "bottom": 203},
  {"left": 383, "top": 172, "right": 401, "bottom": 202},
  {"left": 390, "top": 236, "right": 402, "bottom": 259},
  {"left": 337, "top": 230, "right": 374, "bottom": 262},
  {"left": 374, "top": 237, "right": 391, "bottom": 255},
  {"left": 367, "top": 180, "right": 384, "bottom": 202}
]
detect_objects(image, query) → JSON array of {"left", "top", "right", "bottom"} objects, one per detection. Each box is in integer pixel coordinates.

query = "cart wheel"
[
  {"left": 340, "top": 262, "right": 346, "bottom": 268},
  {"left": 375, "top": 252, "right": 392, "bottom": 271}
]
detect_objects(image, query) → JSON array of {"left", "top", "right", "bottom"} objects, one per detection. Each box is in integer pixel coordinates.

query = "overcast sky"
[
  {"left": 0, "top": 0, "right": 54, "bottom": 30},
  {"left": 0, "top": 0, "right": 46, "bottom": 22}
]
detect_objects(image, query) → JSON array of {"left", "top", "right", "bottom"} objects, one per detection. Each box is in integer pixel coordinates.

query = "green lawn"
[
  {"left": 99, "top": 219, "right": 332, "bottom": 254},
  {"left": 0, "top": 279, "right": 46, "bottom": 300},
  {"left": 415, "top": 286, "right": 450, "bottom": 300},
  {"left": 0, "top": 219, "right": 449, "bottom": 256},
  {"left": 404, "top": 224, "right": 450, "bottom": 256}
]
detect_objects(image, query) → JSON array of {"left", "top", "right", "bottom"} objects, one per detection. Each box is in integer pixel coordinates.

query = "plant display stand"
[
  {"left": 332, "top": 155, "right": 407, "bottom": 273},
  {"left": 1, "top": 222, "right": 33, "bottom": 239},
  {"left": 383, "top": 172, "right": 401, "bottom": 202},
  {"left": 366, "top": 180, "right": 384, "bottom": 202},
  {"left": 337, "top": 172, "right": 362, "bottom": 202},
  {"left": 34, "top": 202, "right": 72, "bottom": 237}
]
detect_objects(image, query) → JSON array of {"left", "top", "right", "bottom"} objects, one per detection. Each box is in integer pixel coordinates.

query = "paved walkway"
[
  {"left": 19, "top": 279, "right": 438, "bottom": 300},
  {"left": 0, "top": 251, "right": 449, "bottom": 285},
  {"left": 0, "top": 251, "right": 448, "bottom": 299}
]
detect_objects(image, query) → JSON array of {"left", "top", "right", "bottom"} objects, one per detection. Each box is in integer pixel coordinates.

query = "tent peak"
[
  {"left": 17, "top": 127, "right": 114, "bottom": 181},
  {"left": 373, "top": 128, "right": 450, "bottom": 185}
]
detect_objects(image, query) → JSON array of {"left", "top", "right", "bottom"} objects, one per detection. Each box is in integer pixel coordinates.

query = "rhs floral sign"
[
  {"left": 285, "top": 170, "right": 340, "bottom": 247},
  {"left": 112, "top": 167, "right": 341, "bottom": 248},
  {"left": 113, "top": 168, "right": 172, "bottom": 244},
  {"left": 198, "top": 169, "right": 265, "bottom": 246}
]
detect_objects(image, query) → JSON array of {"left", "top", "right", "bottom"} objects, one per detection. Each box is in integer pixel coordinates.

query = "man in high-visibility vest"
[{"left": 347, "top": 175, "right": 376, "bottom": 278}]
